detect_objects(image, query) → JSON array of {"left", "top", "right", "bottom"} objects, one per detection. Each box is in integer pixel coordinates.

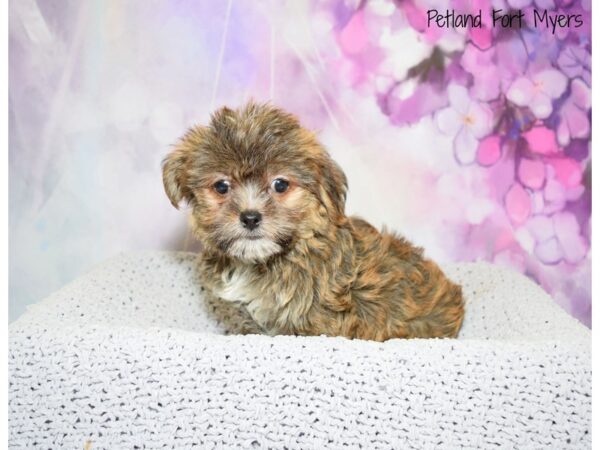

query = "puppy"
[{"left": 163, "top": 102, "right": 464, "bottom": 341}]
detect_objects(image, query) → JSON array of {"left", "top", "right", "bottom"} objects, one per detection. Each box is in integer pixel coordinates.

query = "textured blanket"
[{"left": 9, "top": 251, "right": 591, "bottom": 449}]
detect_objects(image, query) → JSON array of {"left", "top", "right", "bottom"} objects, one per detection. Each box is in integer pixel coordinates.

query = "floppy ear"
[
  {"left": 162, "top": 130, "right": 196, "bottom": 209},
  {"left": 162, "top": 144, "right": 193, "bottom": 208},
  {"left": 317, "top": 152, "right": 348, "bottom": 222},
  {"left": 162, "top": 125, "right": 210, "bottom": 208}
]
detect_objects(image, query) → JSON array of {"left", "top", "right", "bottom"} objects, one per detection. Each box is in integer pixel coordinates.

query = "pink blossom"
[
  {"left": 504, "top": 183, "right": 531, "bottom": 225},
  {"left": 477, "top": 135, "right": 502, "bottom": 166},
  {"left": 541, "top": 166, "right": 584, "bottom": 215},
  {"left": 452, "top": 0, "right": 494, "bottom": 49},
  {"left": 436, "top": 85, "right": 494, "bottom": 164},
  {"left": 469, "top": 26, "right": 492, "bottom": 50},
  {"left": 518, "top": 159, "right": 545, "bottom": 189},
  {"left": 338, "top": 11, "right": 369, "bottom": 55},
  {"left": 547, "top": 157, "right": 582, "bottom": 188},
  {"left": 507, "top": 69, "right": 567, "bottom": 119},
  {"left": 522, "top": 126, "right": 560, "bottom": 155}
]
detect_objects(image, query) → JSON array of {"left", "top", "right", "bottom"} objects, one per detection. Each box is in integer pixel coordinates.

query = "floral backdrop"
[{"left": 10, "top": 0, "right": 591, "bottom": 325}]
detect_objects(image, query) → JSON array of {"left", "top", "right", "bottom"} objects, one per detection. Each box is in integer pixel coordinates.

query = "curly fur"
[{"left": 163, "top": 102, "right": 464, "bottom": 341}]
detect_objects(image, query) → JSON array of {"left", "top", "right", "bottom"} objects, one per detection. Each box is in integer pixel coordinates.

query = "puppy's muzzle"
[{"left": 240, "top": 210, "right": 262, "bottom": 231}]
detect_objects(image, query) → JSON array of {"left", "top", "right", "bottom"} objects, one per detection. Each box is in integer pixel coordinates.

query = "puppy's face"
[{"left": 162, "top": 103, "right": 347, "bottom": 262}]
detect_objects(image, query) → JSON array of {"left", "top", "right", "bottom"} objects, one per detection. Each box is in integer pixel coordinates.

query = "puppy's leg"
[
  {"left": 202, "top": 291, "right": 263, "bottom": 335},
  {"left": 235, "top": 305, "right": 266, "bottom": 335}
]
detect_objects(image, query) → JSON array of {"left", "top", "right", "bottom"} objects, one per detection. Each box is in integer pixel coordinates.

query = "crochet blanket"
[{"left": 9, "top": 252, "right": 591, "bottom": 449}]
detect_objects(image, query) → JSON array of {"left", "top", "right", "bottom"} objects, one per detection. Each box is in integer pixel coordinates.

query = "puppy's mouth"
[
  {"left": 242, "top": 235, "right": 263, "bottom": 241},
  {"left": 216, "top": 232, "right": 293, "bottom": 261},
  {"left": 217, "top": 234, "right": 267, "bottom": 251}
]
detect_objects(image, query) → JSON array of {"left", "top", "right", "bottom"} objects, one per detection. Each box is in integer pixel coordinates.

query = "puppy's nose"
[{"left": 240, "top": 210, "right": 262, "bottom": 230}]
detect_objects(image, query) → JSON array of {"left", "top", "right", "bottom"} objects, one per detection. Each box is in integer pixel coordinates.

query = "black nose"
[{"left": 240, "top": 210, "right": 262, "bottom": 230}]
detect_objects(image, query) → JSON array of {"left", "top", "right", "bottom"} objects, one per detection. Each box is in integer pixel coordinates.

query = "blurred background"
[{"left": 9, "top": 0, "right": 591, "bottom": 325}]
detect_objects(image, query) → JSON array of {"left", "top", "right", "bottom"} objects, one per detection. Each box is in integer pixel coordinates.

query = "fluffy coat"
[{"left": 163, "top": 102, "right": 464, "bottom": 341}]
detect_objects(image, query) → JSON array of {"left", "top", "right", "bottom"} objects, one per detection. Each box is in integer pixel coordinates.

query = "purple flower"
[
  {"left": 504, "top": 183, "right": 531, "bottom": 225},
  {"left": 507, "top": 69, "right": 568, "bottom": 119},
  {"left": 531, "top": 164, "right": 584, "bottom": 216},
  {"left": 557, "top": 78, "right": 591, "bottom": 146},
  {"left": 522, "top": 126, "right": 560, "bottom": 155},
  {"left": 526, "top": 212, "right": 587, "bottom": 264},
  {"left": 518, "top": 158, "right": 545, "bottom": 189},
  {"left": 477, "top": 135, "right": 502, "bottom": 166},
  {"left": 557, "top": 44, "right": 591, "bottom": 86},
  {"left": 435, "top": 85, "right": 494, "bottom": 164}
]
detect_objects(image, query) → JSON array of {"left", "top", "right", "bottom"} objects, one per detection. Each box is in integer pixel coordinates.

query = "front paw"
[{"left": 231, "top": 307, "right": 265, "bottom": 335}]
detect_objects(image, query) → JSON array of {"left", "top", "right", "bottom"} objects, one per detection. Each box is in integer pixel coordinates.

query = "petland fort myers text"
[{"left": 427, "top": 9, "right": 583, "bottom": 34}]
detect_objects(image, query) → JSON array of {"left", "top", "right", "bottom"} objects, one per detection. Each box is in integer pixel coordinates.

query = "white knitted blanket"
[{"left": 9, "top": 252, "right": 591, "bottom": 449}]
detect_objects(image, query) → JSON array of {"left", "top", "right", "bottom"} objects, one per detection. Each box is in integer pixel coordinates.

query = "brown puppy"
[{"left": 163, "top": 102, "right": 464, "bottom": 341}]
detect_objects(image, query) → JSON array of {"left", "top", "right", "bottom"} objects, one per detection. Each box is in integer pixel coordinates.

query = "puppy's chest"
[
  {"left": 212, "top": 267, "right": 281, "bottom": 326},
  {"left": 214, "top": 267, "right": 260, "bottom": 304}
]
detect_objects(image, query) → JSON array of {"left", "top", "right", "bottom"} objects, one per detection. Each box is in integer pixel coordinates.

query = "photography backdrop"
[{"left": 9, "top": 0, "right": 591, "bottom": 325}]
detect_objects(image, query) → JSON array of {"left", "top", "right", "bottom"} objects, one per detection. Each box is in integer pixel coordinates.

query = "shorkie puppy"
[{"left": 163, "top": 102, "right": 464, "bottom": 341}]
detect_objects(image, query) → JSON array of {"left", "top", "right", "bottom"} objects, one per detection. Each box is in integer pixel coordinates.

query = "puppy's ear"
[
  {"left": 316, "top": 152, "right": 348, "bottom": 221},
  {"left": 163, "top": 127, "right": 206, "bottom": 208},
  {"left": 162, "top": 145, "right": 192, "bottom": 208}
]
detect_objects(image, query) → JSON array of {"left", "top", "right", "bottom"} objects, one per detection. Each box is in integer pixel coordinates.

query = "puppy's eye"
[
  {"left": 213, "top": 180, "right": 231, "bottom": 195},
  {"left": 271, "top": 178, "right": 289, "bottom": 193}
]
